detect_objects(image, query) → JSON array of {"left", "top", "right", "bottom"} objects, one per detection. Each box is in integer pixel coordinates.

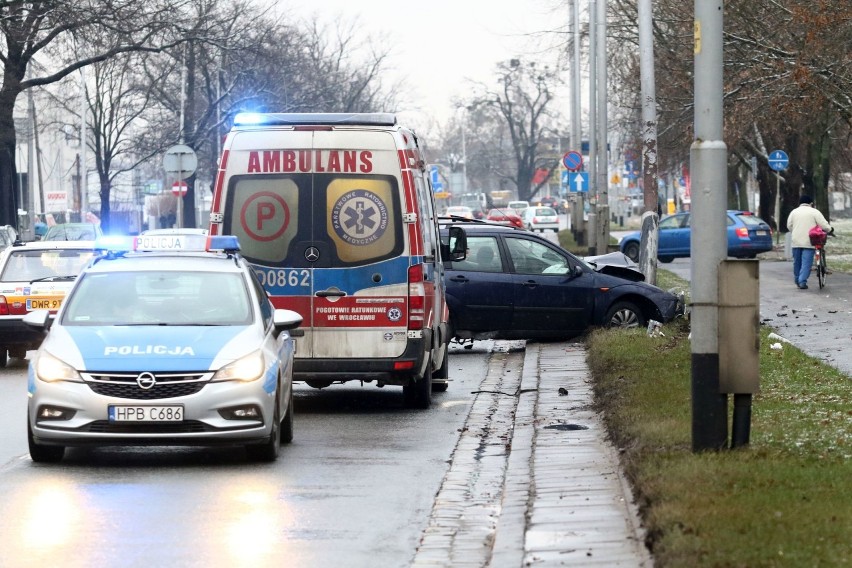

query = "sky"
[{"left": 280, "top": 0, "right": 565, "bottom": 134}]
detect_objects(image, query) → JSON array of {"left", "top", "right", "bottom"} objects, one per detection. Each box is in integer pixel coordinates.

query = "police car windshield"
[
  {"left": 62, "top": 271, "right": 253, "bottom": 326},
  {"left": 1, "top": 249, "right": 94, "bottom": 282}
]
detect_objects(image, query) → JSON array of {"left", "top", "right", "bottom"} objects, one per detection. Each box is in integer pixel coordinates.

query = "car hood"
[
  {"left": 41, "top": 324, "right": 260, "bottom": 372},
  {"left": 584, "top": 252, "right": 645, "bottom": 282}
]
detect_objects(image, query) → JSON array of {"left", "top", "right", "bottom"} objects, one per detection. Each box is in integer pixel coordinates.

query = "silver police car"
[{"left": 24, "top": 235, "right": 302, "bottom": 462}]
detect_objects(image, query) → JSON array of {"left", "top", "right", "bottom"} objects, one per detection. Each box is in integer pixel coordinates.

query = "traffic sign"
[
  {"left": 562, "top": 150, "right": 583, "bottom": 172},
  {"left": 163, "top": 144, "right": 198, "bottom": 178},
  {"left": 768, "top": 150, "right": 789, "bottom": 171},
  {"left": 171, "top": 181, "right": 188, "bottom": 197},
  {"left": 567, "top": 172, "right": 590, "bottom": 193}
]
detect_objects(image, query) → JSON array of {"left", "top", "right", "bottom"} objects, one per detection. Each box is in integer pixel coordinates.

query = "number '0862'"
[{"left": 256, "top": 269, "right": 310, "bottom": 288}]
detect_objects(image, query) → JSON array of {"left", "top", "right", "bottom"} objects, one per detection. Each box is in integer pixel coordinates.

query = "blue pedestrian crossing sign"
[
  {"left": 567, "top": 172, "right": 590, "bottom": 193},
  {"left": 768, "top": 150, "right": 789, "bottom": 171}
]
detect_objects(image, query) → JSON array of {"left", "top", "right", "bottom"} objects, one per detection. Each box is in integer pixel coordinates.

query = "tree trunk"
[
  {"left": 0, "top": 85, "right": 22, "bottom": 229},
  {"left": 804, "top": 123, "right": 832, "bottom": 223},
  {"left": 99, "top": 170, "right": 112, "bottom": 233}
]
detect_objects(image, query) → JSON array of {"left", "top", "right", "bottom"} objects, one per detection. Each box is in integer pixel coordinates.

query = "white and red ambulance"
[{"left": 208, "top": 113, "right": 465, "bottom": 408}]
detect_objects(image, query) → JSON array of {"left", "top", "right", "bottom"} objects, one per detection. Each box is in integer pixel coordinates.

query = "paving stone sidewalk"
[{"left": 412, "top": 341, "right": 652, "bottom": 567}]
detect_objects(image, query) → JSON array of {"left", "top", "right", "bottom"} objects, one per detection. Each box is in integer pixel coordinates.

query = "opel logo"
[
  {"left": 136, "top": 372, "right": 157, "bottom": 390},
  {"left": 305, "top": 247, "right": 320, "bottom": 262}
]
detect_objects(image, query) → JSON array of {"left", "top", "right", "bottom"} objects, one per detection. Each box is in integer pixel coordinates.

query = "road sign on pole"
[
  {"left": 163, "top": 144, "right": 198, "bottom": 178},
  {"left": 562, "top": 150, "right": 583, "bottom": 172},
  {"left": 768, "top": 149, "right": 789, "bottom": 171},
  {"left": 171, "top": 181, "right": 188, "bottom": 197},
  {"left": 568, "top": 172, "right": 590, "bottom": 193}
]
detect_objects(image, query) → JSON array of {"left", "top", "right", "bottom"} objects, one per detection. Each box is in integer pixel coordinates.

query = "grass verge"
[{"left": 585, "top": 275, "right": 851, "bottom": 566}]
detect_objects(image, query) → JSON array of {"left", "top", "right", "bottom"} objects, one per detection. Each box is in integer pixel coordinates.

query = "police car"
[{"left": 24, "top": 234, "right": 302, "bottom": 463}]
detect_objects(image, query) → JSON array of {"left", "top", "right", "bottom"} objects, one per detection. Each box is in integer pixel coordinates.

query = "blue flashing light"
[
  {"left": 233, "top": 113, "right": 266, "bottom": 126},
  {"left": 206, "top": 236, "right": 240, "bottom": 252},
  {"left": 94, "top": 236, "right": 135, "bottom": 253}
]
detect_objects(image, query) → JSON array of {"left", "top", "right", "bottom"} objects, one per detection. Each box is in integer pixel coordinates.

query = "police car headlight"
[
  {"left": 36, "top": 352, "right": 82, "bottom": 382},
  {"left": 212, "top": 351, "right": 265, "bottom": 382}
]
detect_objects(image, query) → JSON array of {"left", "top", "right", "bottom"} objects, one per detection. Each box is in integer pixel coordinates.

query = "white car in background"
[
  {"left": 444, "top": 206, "right": 475, "bottom": 219},
  {"left": 521, "top": 206, "right": 560, "bottom": 232}
]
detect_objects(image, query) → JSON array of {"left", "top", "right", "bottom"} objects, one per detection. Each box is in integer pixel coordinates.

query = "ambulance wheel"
[
  {"left": 0, "top": 347, "right": 7, "bottom": 368},
  {"left": 28, "top": 420, "right": 64, "bottom": 463},
  {"left": 246, "top": 390, "right": 281, "bottom": 462},
  {"left": 404, "top": 362, "right": 432, "bottom": 409},
  {"left": 281, "top": 388, "right": 294, "bottom": 444},
  {"left": 432, "top": 347, "right": 449, "bottom": 392}
]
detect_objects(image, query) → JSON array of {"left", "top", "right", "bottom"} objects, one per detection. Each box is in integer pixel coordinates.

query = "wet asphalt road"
[
  {"left": 0, "top": 343, "right": 496, "bottom": 568},
  {"left": 663, "top": 257, "right": 852, "bottom": 376}
]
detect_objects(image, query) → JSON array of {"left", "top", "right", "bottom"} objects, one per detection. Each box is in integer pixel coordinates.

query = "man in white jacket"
[{"left": 786, "top": 194, "right": 833, "bottom": 289}]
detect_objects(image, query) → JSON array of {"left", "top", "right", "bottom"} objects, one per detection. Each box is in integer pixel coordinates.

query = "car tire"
[
  {"left": 604, "top": 301, "right": 646, "bottom": 329},
  {"left": 246, "top": 388, "right": 281, "bottom": 462},
  {"left": 28, "top": 420, "right": 64, "bottom": 463},
  {"left": 432, "top": 346, "right": 449, "bottom": 392},
  {"left": 281, "top": 387, "right": 294, "bottom": 444},
  {"left": 623, "top": 241, "right": 640, "bottom": 262},
  {"left": 403, "top": 360, "right": 432, "bottom": 409},
  {"left": 658, "top": 256, "right": 674, "bottom": 263},
  {"left": 0, "top": 347, "right": 7, "bottom": 369}
]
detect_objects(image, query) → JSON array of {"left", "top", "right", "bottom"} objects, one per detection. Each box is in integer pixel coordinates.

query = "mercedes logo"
[
  {"left": 305, "top": 246, "right": 320, "bottom": 262},
  {"left": 136, "top": 372, "right": 157, "bottom": 390}
]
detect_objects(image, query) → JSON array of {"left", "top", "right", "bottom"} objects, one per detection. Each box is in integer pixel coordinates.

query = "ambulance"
[{"left": 208, "top": 113, "right": 466, "bottom": 408}]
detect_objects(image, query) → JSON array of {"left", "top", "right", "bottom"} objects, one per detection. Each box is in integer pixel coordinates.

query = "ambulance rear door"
[{"left": 221, "top": 128, "right": 410, "bottom": 361}]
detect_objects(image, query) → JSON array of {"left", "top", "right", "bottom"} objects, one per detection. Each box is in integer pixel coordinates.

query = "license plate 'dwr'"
[
  {"left": 108, "top": 405, "right": 184, "bottom": 422},
  {"left": 26, "top": 297, "right": 63, "bottom": 310}
]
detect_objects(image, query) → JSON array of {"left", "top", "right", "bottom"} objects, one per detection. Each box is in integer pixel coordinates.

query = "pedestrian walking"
[{"left": 786, "top": 195, "right": 832, "bottom": 289}]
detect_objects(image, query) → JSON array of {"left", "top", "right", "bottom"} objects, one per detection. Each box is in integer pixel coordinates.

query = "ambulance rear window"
[{"left": 224, "top": 173, "right": 403, "bottom": 267}]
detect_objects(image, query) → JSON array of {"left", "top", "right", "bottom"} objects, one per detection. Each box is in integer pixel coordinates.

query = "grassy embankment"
[{"left": 584, "top": 266, "right": 851, "bottom": 566}]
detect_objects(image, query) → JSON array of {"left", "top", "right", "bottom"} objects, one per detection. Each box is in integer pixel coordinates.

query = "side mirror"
[
  {"left": 23, "top": 309, "right": 52, "bottom": 331},
  {"left": 273, "top": 308, "right": 304, "bottom": 337},
  {"left": 573, "top": 265, "right": 584, "bottom": 278},
  {"left": 440, "top": 226, "right": 467, "bottom": 262}
]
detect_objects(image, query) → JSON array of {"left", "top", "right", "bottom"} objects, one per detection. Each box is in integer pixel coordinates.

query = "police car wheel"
[
  {"left": 0, "top": 347, "right": 6, "bottom": 368},
  {"left": 27, "top": 421, "right": 64, "bottom": 463},
  {"left": 245, "top": 392, "right": 281, "bottom": 462},
  {"left": 281, "top": 388, "right": 294, "bottom": 444}
]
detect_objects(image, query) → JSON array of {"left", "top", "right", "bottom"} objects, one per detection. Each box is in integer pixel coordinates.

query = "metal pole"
[
  {"left": 80, "top": 67, "right": 88, "bottom": 219},
  {"left": 596, "top": 0, "right": 609, "bottom": 253},
  {"left": 690, "top": 0, "right": 729, "bottom": 451},
  {"left": 570, "top": 0, "right": 585, "bottom": 243},
  {"left": 461, "top": 110, "right": 468, "bottom": 195},
  {"left": 638, "top": 0, "right": 659, "bottom": 284},
  {"left": 587, "top": 0, "right": 598, "bottom": 255}
]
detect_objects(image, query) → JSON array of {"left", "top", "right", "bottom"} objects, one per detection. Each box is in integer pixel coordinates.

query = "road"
[
  {"left": 663, "top": 257, "right": 852, "bottom": 376},
  {"left": 0, "top": 343, "right": 498, "bottom": 568}
]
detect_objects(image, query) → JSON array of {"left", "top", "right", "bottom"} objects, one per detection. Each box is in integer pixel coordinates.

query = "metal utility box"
[{"left": 718, "top": 260, "right": 760, "bottom": 393}]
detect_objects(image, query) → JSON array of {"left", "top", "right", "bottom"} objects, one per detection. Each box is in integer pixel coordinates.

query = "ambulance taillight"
[{"left": 407, "top": 263, "right": 425, "bottom": 330}]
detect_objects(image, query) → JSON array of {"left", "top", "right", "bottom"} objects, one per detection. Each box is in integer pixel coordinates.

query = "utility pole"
[
  {"left": 638, "top": 0, "right": 659, "bottom": 284},
  {"left": 690, "top": 1, "right": 729, "bottom": 451},
  {"left": 569, "top": 0, "right": 585, "bottom": 244},
  {"left": 595, "top": 0, "right": 609, "bottom": 253},
  {"left": 587, "top": 0, "right": 598, "bottom": 255},
  {"left": 80, "top": 67, "right": 88, "bottom": 220}
]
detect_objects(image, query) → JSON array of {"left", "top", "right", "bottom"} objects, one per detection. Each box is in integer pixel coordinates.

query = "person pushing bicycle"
[{"left": 786, "top": 194, "right": 833, "bottom": 290}]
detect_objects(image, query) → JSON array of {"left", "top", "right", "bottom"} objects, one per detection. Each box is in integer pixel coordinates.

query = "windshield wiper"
[{"left": 29, "top": 275, "right": 78, "bottom": 283}]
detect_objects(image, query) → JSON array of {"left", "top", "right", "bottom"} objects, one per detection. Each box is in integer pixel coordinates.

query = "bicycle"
[{"left": 813, "top": 229, "right": 835, "bottom": 289}]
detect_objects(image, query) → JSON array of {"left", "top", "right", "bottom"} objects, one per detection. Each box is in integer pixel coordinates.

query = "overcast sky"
[{"left": 279, "top": 0, "right": 564, "bottom": 134}]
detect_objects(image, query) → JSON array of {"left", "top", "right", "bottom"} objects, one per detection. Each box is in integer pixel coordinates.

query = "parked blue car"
[{"left": 619, "top": 210, "right": 774, "bottom": 263}]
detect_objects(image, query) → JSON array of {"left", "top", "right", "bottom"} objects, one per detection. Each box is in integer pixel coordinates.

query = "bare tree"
[
  {"left": 467, "top": 59, "right": 565, "bottom": 203},
  {"left": 0, "top": 0, "right": 191, "bottom": 230}
]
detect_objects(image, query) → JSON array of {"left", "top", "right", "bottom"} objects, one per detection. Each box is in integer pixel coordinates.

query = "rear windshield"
[
  {"left": 736, "top": 214, "right": 765, "bottom": 227},
  {"left": 1, "top": 249, "right": 94, "bottom": 282},
  {"left": 223, "top": 173, "right": 404, "bottom": 268}
]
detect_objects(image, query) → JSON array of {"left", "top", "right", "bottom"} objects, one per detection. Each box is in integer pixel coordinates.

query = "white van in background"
[{"left": 208, "top": 113, "right": 465, "bottom": 408}]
